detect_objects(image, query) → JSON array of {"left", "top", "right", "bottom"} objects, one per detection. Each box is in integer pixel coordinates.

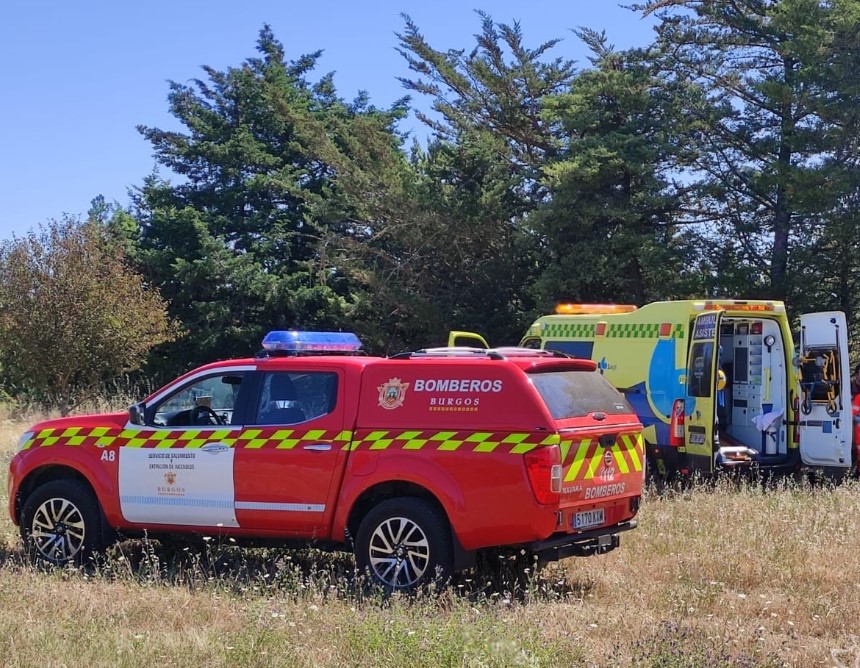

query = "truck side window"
[
  {"left": 152, "top": 373, "right": 245, "bottom": 427},
  {"left": 254, "top": 371, "right": 338, "bottom": 425}
]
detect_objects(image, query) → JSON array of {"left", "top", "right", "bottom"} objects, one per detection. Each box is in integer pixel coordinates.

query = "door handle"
[
  {"left": 303, "top": 443, "right": 332, "bottom": 452},
  {"left": 201, "top": 443, "right": 230, "bottom": 453}
]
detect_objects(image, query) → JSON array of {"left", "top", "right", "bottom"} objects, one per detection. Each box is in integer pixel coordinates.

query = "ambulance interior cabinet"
[{"left": 729, "top": 324, "right": 765, "bottom": 449}]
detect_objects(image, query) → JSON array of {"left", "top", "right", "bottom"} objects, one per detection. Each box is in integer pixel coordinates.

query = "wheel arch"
[
  {"left": 14, "top": 464, "right": 99, "bottom": 525},
  {"left": 345, "top": 481, "right": 474, "bottom": 570}
]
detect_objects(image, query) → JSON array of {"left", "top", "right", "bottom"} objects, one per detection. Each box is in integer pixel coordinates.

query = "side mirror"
[{"left": 128, "top": 402, "right": 146, "bottom": 425}]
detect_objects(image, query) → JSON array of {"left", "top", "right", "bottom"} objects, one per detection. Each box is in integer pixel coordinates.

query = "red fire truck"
[{"left": 9, "top": 331, "right": 645, "bottom": 590}]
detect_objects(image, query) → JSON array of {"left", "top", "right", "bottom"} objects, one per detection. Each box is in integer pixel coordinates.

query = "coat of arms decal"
[{"left": 378, "top": 377, "right": 409, "bottom": 410}]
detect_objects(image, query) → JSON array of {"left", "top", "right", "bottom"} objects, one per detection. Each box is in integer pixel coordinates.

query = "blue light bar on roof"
[{"left": 261, "top": 330, "right": 363, "bottom": 353}]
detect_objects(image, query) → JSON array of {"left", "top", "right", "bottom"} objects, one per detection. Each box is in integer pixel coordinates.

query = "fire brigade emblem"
[
  {"left": 599, "top": 449, "right": 615, "bottom": 481},
  {"left": 164, "top": 471, "right": 177, "bottom": 486},
  {"left": 378, "top": 377, "right": 409, "bottom": 410}
]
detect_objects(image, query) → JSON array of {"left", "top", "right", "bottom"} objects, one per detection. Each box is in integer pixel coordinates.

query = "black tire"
[
  {"left": 20, "top": 480, "right": 108, "bottom": 567},
  {"left": 354, "top": 497, "right": 452, "bottom": 591},
  {"left": 645, "top": 455, "right": 669, "bottom": 495}
]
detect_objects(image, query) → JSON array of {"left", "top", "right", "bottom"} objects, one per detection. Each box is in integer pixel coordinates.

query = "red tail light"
[
  {"left": 524, "top": 445, "right": 562, "bottom": 505},
  {"left": 669, "top": 399, "right": 685, "bottom": 447}
]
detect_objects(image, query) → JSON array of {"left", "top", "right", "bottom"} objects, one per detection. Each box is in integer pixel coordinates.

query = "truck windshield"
[{"left": 529, "top": 371, "right": 633, "bottom": 420}]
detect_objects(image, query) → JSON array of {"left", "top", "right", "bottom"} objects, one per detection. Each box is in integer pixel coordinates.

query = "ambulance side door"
[
  {"left": 798, "top": 312, "right": 852, "bottom": 467},
  {"left": 684, "top": 311, "right": 722, "bottom": 473}
]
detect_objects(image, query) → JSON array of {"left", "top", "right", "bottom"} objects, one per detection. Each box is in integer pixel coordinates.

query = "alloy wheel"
[
  {"left": 367, "top": 516, "right": 431, "bottom": 588},
  {"left": 29, "top": 497, "right": 86, "bottom": 563}
]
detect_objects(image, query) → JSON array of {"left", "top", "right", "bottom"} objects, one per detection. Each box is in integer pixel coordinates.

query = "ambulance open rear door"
[
  {"left": 797, "top": 312, "right": 852, "bottom": 468},
  {"left": 684, "top": 311, "right": 723, "bottom": 474}
]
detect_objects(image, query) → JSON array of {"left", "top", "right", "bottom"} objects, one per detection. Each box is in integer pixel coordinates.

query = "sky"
[{"left": 0, "top": 1, "right": 656, "bottom": 242}]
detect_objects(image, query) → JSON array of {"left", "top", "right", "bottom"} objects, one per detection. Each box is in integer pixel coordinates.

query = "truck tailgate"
[{"left": 558, "top": 424, "right": 644, "bottom": 529}]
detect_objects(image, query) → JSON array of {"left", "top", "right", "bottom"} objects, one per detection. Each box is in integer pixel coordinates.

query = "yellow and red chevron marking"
[
  {"left": 234, "top": 429, "right": 353, "bottom": 450},
  {"left": 562, "top": 432, "right": 644, "bottom": 482},
  {"left": 21, "top": 426, "right": 354, "bottom": 451},
  {"left": 349, "top": 430, "right": 559, "bottom": 454},
  {"left": 20, "top": 426, "right": 557, "bottom": 454}
]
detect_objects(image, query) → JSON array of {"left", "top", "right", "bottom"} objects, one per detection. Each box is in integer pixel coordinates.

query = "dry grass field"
[{"left": 0, "top": 413, "right": 859, "bottom": 667}]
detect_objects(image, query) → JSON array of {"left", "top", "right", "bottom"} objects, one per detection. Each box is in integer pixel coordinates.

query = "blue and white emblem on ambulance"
[{"left": 378, "top": 378, "right": 409, "bottom": 410}]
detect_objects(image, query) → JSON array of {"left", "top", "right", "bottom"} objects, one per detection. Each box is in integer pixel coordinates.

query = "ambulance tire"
[
  {"left": 354, "top": 497, "right": 453, "bottom": 591},
  {"left": 644, "top": 456, "right": 665, "bottom": 493},
  {"left": 21, "top": 480, "right": 107, "bottom": 568}
]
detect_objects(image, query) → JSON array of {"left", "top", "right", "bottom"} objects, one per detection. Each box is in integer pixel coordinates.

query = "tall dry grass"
[{"left": 0, "top": 413, "right": 859, "bottom": 667}]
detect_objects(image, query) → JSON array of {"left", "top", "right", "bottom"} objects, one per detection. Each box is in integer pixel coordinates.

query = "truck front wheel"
[
  {"left": 20, "top": 480, "right": 107, "bottom": 567},
  {"left": 355, "top": 497, "right": 452, "bottom": 591}
]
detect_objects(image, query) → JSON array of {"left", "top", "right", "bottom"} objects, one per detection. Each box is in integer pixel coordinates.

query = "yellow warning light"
[
  {"left": 700, "top": 301, "right": 775, "bottom": 312},
  {"left": 555, "top": 303, "right": 638, "bottom": 315}
]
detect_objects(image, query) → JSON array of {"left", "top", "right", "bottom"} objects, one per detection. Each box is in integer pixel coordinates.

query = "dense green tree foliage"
[
  {"left": 784, "top": 0, "right": 860, "bottom": 342},
  {"left": 132, "top": 27, "right": 415, "bottom": 369},
  {"left": 533, "top": 29, "right": 702, "bottom": 307},
  {"left": 130, "top": 5, "right": 860, "bottom": 363},
  {"left": 5, "top": 3, "right": 860, "bottom": 395},
  {"left": 0, "top": 217, "right": 174, "bottom": 413},
  {"left": 397, "top": 11, "right": 575, "bottom": 191},
  {"left": 395, "top": 12, "right": 576, "bottom": 341},
  {"left": 634, "top": 0, "right": 860, "bottom": 308}
]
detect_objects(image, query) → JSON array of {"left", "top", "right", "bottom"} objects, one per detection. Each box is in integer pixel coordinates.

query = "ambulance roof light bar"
[
  {"left": 555, "top": 303, "right": 638, "bottom": 315},
  {"left": 693, "top": 301, "right": 785, "bottom": 314},
  {"left": 260, "top": 330, "right": 363, "bottom": 354}
]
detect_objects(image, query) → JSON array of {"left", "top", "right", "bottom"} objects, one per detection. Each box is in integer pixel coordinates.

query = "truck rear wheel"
[
  {"left": 20, "top": 480, "right": 107, "bottom": 567},
  {"left": 355, "top": 497, "right": 452, "bottom": 591}
]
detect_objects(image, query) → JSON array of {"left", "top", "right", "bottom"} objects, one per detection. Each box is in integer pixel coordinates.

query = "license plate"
[
  {"left": 573, "top": 508, "right": 605, "bottom": 529},
  {"left": 689, "top": 432, "right": 705, "bottom": 444}
]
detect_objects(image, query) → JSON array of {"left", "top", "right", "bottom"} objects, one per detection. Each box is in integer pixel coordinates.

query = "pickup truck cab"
[{"left": 9, "top": 331, "right": 644, "bottom": 590}]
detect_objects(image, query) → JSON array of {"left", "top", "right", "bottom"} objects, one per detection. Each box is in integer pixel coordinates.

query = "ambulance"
[{"left": 453, "top": 300, "right": 855, "bottom": 479}]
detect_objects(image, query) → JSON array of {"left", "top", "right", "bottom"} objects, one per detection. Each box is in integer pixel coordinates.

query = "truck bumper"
[{"left": 530, "top": 520, "right": 637, "bottom": 561}]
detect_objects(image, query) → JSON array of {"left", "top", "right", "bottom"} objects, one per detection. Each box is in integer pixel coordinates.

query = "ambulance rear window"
[{"left": 529, "top": 371, "right": 633, "bottom": 419}]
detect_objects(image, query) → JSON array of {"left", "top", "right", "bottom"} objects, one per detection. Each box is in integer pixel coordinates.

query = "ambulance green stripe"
[{"left": 542, "top": 321, "right": 685, "bottom": 339}]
